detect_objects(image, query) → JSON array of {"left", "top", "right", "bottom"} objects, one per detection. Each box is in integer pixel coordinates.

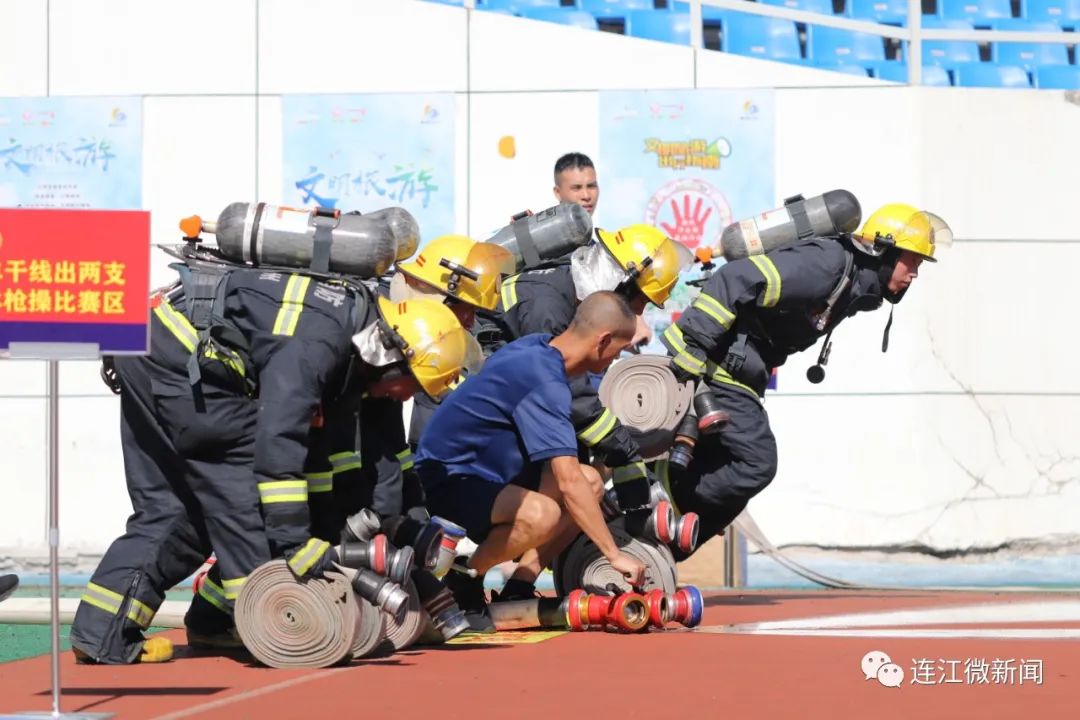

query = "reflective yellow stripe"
[
  {"left": 126, "top": 598, "right": 155, "bottom": 628},
  {"left": 329, "top": 451, "right": 362, "bottom": 474},
  {"left": 153, "top": 302, "right": 198, "bottom": 352},
  {"left": 749, "top": 256, "right": 782, "bottom": 308},
  {"left": 577, "top": 408, "right": 617, "bottom": 447},
  {"left": 691, "top": 293, "right": 735, "bottom": 329},
  {"left": 305, "top": 471, "right": 333, "bottom": 494},
  {"left": 272, "top": 275, "right": 311, "bottom": 336},
  {"left": 221, "top": 577, "right": 247, "bottom": 600},
  {"left": 612, "top": 461, "right": 647, "bottom": 485},
  {"left": 655, "top": 459, "right": 680, "bottom": 515},
  {"left": 395, "top": 449, "right": 415, "bottom": 471},
  {"left": 709, "top": 363, "right": 761, "bottom": 400},
  {"left": 500, "top": 274, "right": 520, "bottom": 310},
  {"left": 662, "top": 325, "right": 705, "bottom": 376},
  {"left": 258, "top": 479, "right": 308, "bottom": 504},
  {"left": 288, "top": 538, "right": 330, "bottom": 577},
  {"left": 198, "top": 577, "right": 230, "bottom": 613},
  {"left": 81, "top": 582, "right": 123, "bottom": 616},
  {"left": 203, "top": 344, "right": 246, "bottom": 378}
]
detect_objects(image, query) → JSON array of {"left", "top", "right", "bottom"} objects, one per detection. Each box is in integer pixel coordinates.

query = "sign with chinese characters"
[
  {"left": 597, "top": 90, "right": 775, "bottom": 358},
  {"left": 0, "top": 208, "right": 151, "bottom": 353},
  {"left": 0, "top": 97, "right": 143, "bottom": 210},
  {"left": 281, "top": 94, "right": 455, "bottom": 251}
]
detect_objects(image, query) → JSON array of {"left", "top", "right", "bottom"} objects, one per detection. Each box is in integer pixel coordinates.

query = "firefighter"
[
  {"left": 659, "top": 204, "right": 952, "bottom": 555},
  {"left": 326, "top": 236, "right": 513, "bottom": 530},
  {"left": 69, "top": 263, "right": 481, "bottom": 665}
]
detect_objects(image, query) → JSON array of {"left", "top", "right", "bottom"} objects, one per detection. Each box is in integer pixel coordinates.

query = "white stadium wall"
[{"left": 1, "top": 0, "right": 1078, "bottom": 568}]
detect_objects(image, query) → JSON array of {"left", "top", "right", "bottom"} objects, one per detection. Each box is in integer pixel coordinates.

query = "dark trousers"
[
  {"left": 665, "top": 380, "right": 778, "bottom": 555},
  {"left": 69, "top": 351, "right": 270, "bottom": 663}
]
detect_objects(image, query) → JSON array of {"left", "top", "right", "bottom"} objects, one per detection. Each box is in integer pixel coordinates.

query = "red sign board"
[{"left": 0, "top": 208, "right": 150, "bottom": 354}]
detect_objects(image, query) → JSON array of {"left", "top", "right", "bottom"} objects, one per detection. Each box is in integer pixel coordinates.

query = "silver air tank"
[
  {"left": 719, "top": 190, "right": 861, "bottom": 262},
  {"left": 485, "top": 202, "right": 593, "bottom": 272},
  {"left": 189, "top": 202, "right": 420, "bottom": 278}
]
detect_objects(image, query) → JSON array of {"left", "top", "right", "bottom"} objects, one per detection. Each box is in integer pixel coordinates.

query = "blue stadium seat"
[
  {"left": 671, "top": 1, "right": 727, "bottom": 22},
  {"left": 522, "top": 7, "right": 600, "bottom": 28},
  {"left": 951, "top": 62, "right": 1033, "bottom": 86},
  {"left": 1022, "top": 0, "right": 1080, "bottom": 28},
  {"left": 815, "top": 64, "right": 872, "bottom": 76},
  {"left": 846, "top": 0, "right": 910, "bottom": 25},
  {"left": 722, "top": 15, "right": 802, "bottom": 60},
  {"left": 990, "top": 20, "right": 1069, "bottom": 70},
  {"left": 760, "top": 0, "right": 837, "bottom": 16},
  {"left": 938, "top": 0, "right": 1013, "bottom": 25},
  {"left": 1035, "top": 64, "right": 1080, "bottom": 87},
  {"left": 869, "top": 61, "right": 953, "bottom": 84},
  {"left": 482, "top": 0, "right": 570, "bottom": 11},
  {"left": 626, "top": 10, "right": 692, "bottom": 43},
  {"left": 807, "top": 26, "right": 887, "bottom": 64},
  {"left": 917, "top": 18, "right": 981, "bottom": 65},
  {"left": 580, "top": 0, "right": 656, "bottom": 18}
]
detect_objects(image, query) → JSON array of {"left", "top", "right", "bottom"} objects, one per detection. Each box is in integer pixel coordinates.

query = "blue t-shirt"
[{"left": 415, "top": 334, "right": 577, "bottom": 487}]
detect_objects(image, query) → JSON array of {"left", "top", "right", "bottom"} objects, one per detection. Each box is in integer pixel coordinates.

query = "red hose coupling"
[
  {"left": 668, "top": 586, "right": 704, "bottom": 628},
  {"left": 673, "top": 512, "right": 700, "bottom": 554},
  {"left": 643, "top": 589, "right": 670, "bottom": 628},
  {"left": 653, "top": 501, "right": 675, "bottom": 545}
]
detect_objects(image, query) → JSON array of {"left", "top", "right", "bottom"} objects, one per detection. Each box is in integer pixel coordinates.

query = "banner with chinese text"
[
  {"left": 282, "top": 94, "right": 455, "bottom": 251},
  {"left": 0, "top": 97, "right": 143, "bottom": 210},
  {"left": 0, "top": 209, "right": 151, "bottom": 353},
  {"left": 597, "top": 90, "right": 775, "bottom": 361}
]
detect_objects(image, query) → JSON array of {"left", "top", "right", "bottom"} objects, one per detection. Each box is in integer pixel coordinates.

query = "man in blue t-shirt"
[{"left": 415, "top": 291, "right": 647, "bottom": 627}]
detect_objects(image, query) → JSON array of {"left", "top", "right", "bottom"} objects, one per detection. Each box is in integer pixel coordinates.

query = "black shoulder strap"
[{"left": 511, "top": 215, "right": 543, "bottom": 269}]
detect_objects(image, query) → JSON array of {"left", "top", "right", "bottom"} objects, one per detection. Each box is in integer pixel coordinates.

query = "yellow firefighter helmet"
[
  {"left": 857, "top": 204, "right": 953, "bottom": 263},
  {"left": 595, "top": 224, "right": 693, "bottom": 308},
  {"left": 396, "top": 235, "right": 515, "bottom": 311},
  {"left": 376, "top": 296, "right": 484, "bottom": 401}
]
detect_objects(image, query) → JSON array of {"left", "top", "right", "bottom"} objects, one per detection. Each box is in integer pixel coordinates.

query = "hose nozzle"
[
  {"left": 337, "top": 535, "right": 415, "bottom": 585},
  {"left": 349, "top": 568, "right": 410, "bottom": 621},
  {"left": 412, "top": 568, "right": 469, "bottom": 641},
  {"left": 343, "top": 508, "right": 382, "bottom": 543}
]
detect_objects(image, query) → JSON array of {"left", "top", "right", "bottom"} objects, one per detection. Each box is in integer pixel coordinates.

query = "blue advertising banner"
[
  {"left": 0, "top": 97, "right": 143, "bottom": 210},
  {"left": 597, "top": 89, "right": 775, "bottom": 364},
  {"left": 282, "top": 94, "right": 456, "bottom": 252}
]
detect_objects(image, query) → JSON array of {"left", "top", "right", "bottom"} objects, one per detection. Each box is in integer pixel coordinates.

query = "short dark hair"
[
  {"left": 567, "top": 290, "right": 636, "bottom": 339},
  {"left": 554, "top": 153, "right": 595, "bottom": 183}
]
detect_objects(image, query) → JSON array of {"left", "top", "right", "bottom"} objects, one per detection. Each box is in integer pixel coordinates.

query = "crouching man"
[{"left": 414, "top": 291, "right": 647, "bottom": 631}]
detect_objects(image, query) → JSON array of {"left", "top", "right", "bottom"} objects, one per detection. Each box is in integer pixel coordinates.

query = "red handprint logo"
[{"left": 661, "top": 194, "right": 712, "bottom": 249}]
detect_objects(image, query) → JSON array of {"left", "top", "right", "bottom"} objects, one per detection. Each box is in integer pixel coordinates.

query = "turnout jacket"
[
  {"left": 151, "top": 268, "right": 380, "bottom": 576},
  {"left": 662, "top": 236, "right": 888, "bottom": 397},
  {"left": 492, "top": 261, "right": 649, "bottom": 502}
]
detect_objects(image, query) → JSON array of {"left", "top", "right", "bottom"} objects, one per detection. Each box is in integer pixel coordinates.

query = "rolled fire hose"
[
  {"left": 597, "top": 355, "right": 695, "bottom": 460},
  {"left": 552, "top": 525, "right": 679, "bottom": 597},
  {"left": 381, "top": 579, "right": 427, "bottom": 650},
  {"left": 352, "top": 597, "right": 389, "bottom": 660},
  {"left": 234, "top": 560, "right": 362, "bottom": 669}
]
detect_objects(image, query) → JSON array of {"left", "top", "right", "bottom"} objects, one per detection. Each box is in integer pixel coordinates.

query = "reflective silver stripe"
[
  {"left": 153, "top": 302, "right": 198, "bottom": 353},
  {"left": 662, "top": 325, "right": 705, "bottom": 375},
  {"left": 612, "top": 461, "right": 647, "bottom": 485},
  {"left": 198, "top": 577, "right": 231, "bottom": 613},
  {"left": 395, "top": 449, "right": 414, "bottom": 471},
  {"left": 500, "top": 274, "right": 520, "bottom": 309},
  {"left": 272, "top": 275, "right": 311, "bottom": 336},
  {"left": 749, "top": 255, "right": 782, "bottom": 308},
  {"left": 221, "top": 576, "right": 247, "bottom": 601},
  {"left": 691, "top": 293, "right": 735, "bottom": 329},
  {"left": 577, "top": 408, "right": 617, "bottom": 447},
  {"left": 288, "top": 538, "right": 330, "bottom": 577},
  {"left": 329, "top": 451, "right": 362, "bottom": 474},
  {"left": 257, "top": 479, "right": 308, "bottom": 504},
  {"left": 305, "top": 471, "right": 333, "bottom": 494},
  {"left": 126, "top": 598, "right": 155, "bottom": 628},
  {"left": 81, "top": 581, "right": 123, "bottom": 616}
]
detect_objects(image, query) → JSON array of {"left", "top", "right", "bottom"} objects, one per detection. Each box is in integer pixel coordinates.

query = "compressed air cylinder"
[
  {"left": 485, "top": 202, "right": 593, "bottom": 272},
  {"left": 720, "top": 190, "right": 861, "bottom": 262},
  {"left": 197, "top": 202, "right": 420, "bottom": 278}
]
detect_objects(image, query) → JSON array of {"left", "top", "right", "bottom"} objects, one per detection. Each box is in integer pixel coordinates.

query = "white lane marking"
[
  {"left": 695, "top": 627, "right": 1080, "bottom": 640},
  {"left": 725, "top": 600, "right": 1080, "bottom": 631}
]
